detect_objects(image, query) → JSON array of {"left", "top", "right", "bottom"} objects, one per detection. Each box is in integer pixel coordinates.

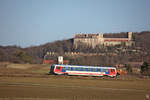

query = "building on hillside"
[{"left": 74, "top": 32, "right": 133, "bottom": 48}]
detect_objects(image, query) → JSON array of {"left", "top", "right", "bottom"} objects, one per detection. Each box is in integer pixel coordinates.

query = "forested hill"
[{"left": 0, "top": 31, "right": 150, "bottom": 64}]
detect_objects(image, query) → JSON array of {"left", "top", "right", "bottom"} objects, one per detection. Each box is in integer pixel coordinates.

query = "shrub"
[{"left": 141, "top": 61, "right": 150, "bottom": 76}]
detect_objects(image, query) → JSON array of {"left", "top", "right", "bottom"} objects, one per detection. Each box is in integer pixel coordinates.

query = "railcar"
[{"left": 50, "top": 64, "right": 117, "bottom": 77}]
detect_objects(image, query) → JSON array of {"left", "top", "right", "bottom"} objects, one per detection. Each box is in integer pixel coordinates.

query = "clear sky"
[{"left": 0, "top": 0, "right": 150, "bottom": 47}]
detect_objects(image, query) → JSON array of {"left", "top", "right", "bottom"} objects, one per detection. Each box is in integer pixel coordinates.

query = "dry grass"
[
  {"left": 0, "top": 97, "right": 113, "bottom": 100},
  {"left": 0, "top": 63, "right": 50, "bottom": 77},
  {"left": 0, "top": 63, "right": 150, "bottom": 100}
]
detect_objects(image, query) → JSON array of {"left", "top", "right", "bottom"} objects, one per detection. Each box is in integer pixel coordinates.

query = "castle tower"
[
  {"left": 97, "top": 32, "right": 104, "bottom": 45},
  {"left": 128, "top": 32, "right": 132, "bottom": 40},
  {"left": 98, "top": 32, "right": 103, "bottom": 38}
]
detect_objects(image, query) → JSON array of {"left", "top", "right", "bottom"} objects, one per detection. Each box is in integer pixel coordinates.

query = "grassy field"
[{"left": 0, "top": 63, "right": 150, "bottom": 100}]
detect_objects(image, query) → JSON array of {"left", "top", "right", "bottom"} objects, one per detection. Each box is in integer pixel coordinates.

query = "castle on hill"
[{"left": 74, "top": 32, "right": 133, "bottom": 48}]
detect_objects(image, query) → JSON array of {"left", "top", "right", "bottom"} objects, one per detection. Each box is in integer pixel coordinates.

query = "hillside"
[{"left": 0, "top": 31, "right": 150, "bottom": 65}]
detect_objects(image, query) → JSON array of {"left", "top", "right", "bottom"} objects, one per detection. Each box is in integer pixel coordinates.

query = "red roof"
[{"left": 104, "top": 39, "right": 129, "bottom": 42}]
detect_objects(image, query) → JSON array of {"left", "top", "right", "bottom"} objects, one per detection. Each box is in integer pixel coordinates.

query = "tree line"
[{"left": 0, "top": 31, "right": 150, "bottom": 65}]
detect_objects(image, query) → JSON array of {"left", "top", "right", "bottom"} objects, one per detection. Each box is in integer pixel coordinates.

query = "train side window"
[
  {"left": 91, "top": 68, "right": 94, "bottom": 72},
  {"left": 66, "top": 67, "right": 70, "bottom": 70},
  {"left": 89, "top": 68, "right": 91, "bottom": 72},
  {"left": 95, "top": 68, "right": 98, "bottom": 72},
  {"left": 90, "top": 68, "right": 93, "bottom": 72},
  {"left": 82, "top": 68, "right": 84, "bottom": 71},
  {"left": 81, "top": 67, "right": 84, "bottom": 71},
  {"left": 100, "top": 69, "right": 104, "bottom": 72},
  {"left": 103, "top": 69, "right": 106, "bottom": 72},
  {"left": 103, "top": 69, "right": 105, "bottom": 72},
  {"left": 62, "top": 67, "right": 66, "bottom": 70},
  {"left": 84, "top": 68, "right": 88, "bottom": 71},
  {"left": 93, "top": 68, "right": 97, "bottom": 72},
  {"left": 79, "top": 67, "right": 83, "bottom": 71},
  {"left": 56, "top": 66, "right": 61, "bottom": 70},
  {"left": 78, "top": 67, "right": 80, "bottom": 71},
  {"left": 82, "top": 68, "right": 85, "bottom": 71},
  {"left": 97, "top": 69, "right": 101, "bottom": 72},
  {"left": 65, "top": 67, "right": 68, "bottom": 70},
  {"left": 75, "top": 67, "right": 79, "bottom": 71},
  {"left": 68, "top": 67, "right": 71, "bottom": 70},
  {"left": 74, "top": 67, "right": 76, "bottom": 71},
  {"left": 111, "top": 69, "right": 115, "bottom": 72},
  {"left": 86, "top": 68, "right": 89, "bottom": 71},
  {"left": 73, "top": 67, "right": 76, "bottom": 71},
  {"left": 87, "top": 68, "right": 91, "bottom": 72},
  {"left": 71, "top": 67, "right": 74, "bottom": 71}
]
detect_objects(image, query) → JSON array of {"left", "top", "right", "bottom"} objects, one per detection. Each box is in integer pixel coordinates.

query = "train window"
[
  {"left": 104, "top": 69, "right": 106, "bottom": 72},
  {"left": 90, "top": 68, "right": 93, "bottom": 71},
  {"left": 90, "top": 68, "right": 94, "bottom": 72},
  {"left": 71, "top": 67, "right": 74, "bottom": 71},
  {"left": 65, "top": 67, "right": 69, "bottom": 70},
  {"left": 68, "top": 67, "right": 71, "bottom": 70},
  {"left": 81, "top": 68, "right": 84, "bottom": 71},
  {"left": 97, "top": 69, "right": 101, "bottom": 72},
  {"left": 78, "top": 67, "right": 80, "bottom": 71},
  {"left": 87, "top": 68, "right": 91, "bottom": 71},
  {"left": 82, "top": 68, "right": 85, "bottom": 71},
  {"left": 65, "top": 67, "right": 68, "bottom": 70},
  {"left": 62, "top": 67, "right": 66, "bottom": 70},
  {"left": 78, "top": 67, "right": 83, "bottom": 71},
  {"left": 111, "top": 69, "right": 115, "bottom": 72},
  {"left": 84, "top": 68, "right": 88, "bottom": 71},
  {"left": 56, "top": 66, "right": 61, "bottom": 70},
  {"left": 91, "top": 68, "right": 95, "bottom": 72},
  {"left": 93, "top": 68, "right": 97, "bottom": 72},
  {"left": 102, "top": 69, "right": 105, "bottom": 72},
  {"left": 82, "top": 68, "right": 84, "bottom": 71},
  {"left": 77, "top": 67, "right": 80, "bottom": 71},
  {"left": 75, "top": 67, "right": 79, "bottom": 71},
  {"left": 87, "top": 68, "right": 89, "bottom": 71},
  {"left": 101, "top": 69, "right": 104, "bottom": 72},
  {"left": 72, "top": 67, "right": 76, "bottom": 71}
]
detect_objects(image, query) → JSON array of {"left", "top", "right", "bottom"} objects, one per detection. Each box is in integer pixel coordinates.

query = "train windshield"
[
  {"left": 111, "top": 69, "right": 115, "bottom": 72},
  {"left": 56, "top": 66, "right": 61, "bottom": 70}
]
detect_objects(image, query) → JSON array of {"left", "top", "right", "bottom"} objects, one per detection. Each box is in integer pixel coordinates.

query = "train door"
[
  {"left": 105, "top": 69, "right": 110, "bottom": 75},
  {"left": 61, "top": 67, "right": 66, "bottom": 72}
]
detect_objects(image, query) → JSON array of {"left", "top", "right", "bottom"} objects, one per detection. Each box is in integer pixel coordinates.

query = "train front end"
[{"left": 49, "top": 64, "right": 56, "bottom": 74}]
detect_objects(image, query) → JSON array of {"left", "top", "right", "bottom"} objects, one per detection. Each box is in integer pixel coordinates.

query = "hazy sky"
[{"left": 0, "top": 0, "right": 150, "bottom": 47}]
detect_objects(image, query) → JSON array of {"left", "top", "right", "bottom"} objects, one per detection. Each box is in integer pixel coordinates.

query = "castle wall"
[
  {"left": 74, "top": 32, "right": 133, "bottom": 48},
  {"left": 74, "top": 38, "right": 101, "bottom": 48}
]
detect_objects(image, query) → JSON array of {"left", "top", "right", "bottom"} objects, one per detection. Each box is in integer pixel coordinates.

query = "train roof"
[{"left": 52, "top": 64, "right": 116, "bottom": 69}]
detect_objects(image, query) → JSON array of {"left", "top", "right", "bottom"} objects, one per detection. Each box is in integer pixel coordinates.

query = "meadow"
[{"left": 0, "top": 63, "right": 150, "bottom": 100}]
